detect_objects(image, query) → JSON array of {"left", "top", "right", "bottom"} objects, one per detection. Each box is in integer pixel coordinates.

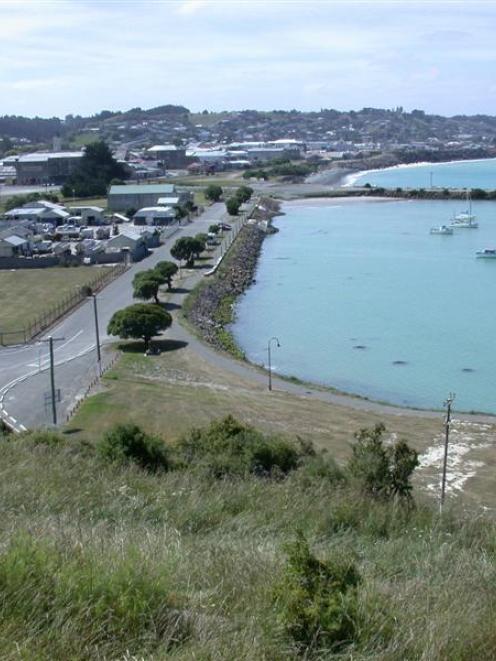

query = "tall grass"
[{"left": 0, "top": 432, "right": 494, "bottom": 658}]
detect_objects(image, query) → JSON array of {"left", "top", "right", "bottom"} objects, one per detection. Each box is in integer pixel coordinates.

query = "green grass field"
[
  {"left": 2, "top": 411, "right": 496, "bottom": 658},
  {"left": 0, "top": 267, "right": 111, "bottom": 335}
]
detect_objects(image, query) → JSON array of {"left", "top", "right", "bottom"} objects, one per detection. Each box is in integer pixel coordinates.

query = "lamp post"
[
  {"left": 267, "top": 336, "right": 280, "bottom": 391},
  {"left": 91, "top": 294, "right": 102, "bottom": 375}
]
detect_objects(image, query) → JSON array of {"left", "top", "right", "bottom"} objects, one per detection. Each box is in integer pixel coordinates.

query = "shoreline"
[
  {"left": 181, "top": 193, "right": 496, "bottom": 421},
  {"left": 222, "top": 196, "right": 496, "bottom": 419},
  {"left": 342, "top": 155, "right": 496, "bottom": 188}
]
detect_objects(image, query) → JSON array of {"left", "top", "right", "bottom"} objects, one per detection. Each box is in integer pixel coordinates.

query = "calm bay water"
[
  {"left": 349, "top": 157, "right": 496, "bottom": 190},
  {"left": 232, "top": 198, "right": 496, "bottom": 413}
]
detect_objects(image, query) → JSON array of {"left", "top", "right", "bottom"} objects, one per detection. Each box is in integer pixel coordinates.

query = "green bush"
[
  {"left": 97, "top": 423, "right": 169, "bottom": 472},
  {"left": 175, "top": 415, "right": 302, "bottom": 478},
  {"left": 225, "top": 197, "right": 241, "bottom": 216},
  {"left": 235, "top": 185, "right": 254, "bottom": 203},
  {"left": 274, "top": 531, "right": 360, "bottom": 652},
  {"left": 348, "top": 424, "right": 419, "bottom": 501}
]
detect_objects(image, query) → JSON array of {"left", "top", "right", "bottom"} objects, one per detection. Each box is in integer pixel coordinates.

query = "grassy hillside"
[{"left": 0, "top": 421, "right": 495, "bottom": 659}]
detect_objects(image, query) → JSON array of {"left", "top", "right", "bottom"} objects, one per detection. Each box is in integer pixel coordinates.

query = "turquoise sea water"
[
  {"left": 232, "top": 198, "right": 496, "bottom": 413},
  {"left": 349, "top": 158, "right": 496, "bottom": 190}
]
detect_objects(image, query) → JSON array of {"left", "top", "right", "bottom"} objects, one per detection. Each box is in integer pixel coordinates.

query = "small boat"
[
  {"left": 451, "top": 213, "right": 478, "bottom": 229},
  {"left": 430, "top": 225, "right": 454, "bottom": 235},
  {"left": 476, "top": 249, "right": 496, "bottom": 259},
  {"left": 450, "top": 191, "right": 479, "bottom": 228}
]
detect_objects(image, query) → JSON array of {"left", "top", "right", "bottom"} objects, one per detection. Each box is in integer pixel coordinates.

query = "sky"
[{"left": 1, "top": 0, "right": 496, "bottom": 118}]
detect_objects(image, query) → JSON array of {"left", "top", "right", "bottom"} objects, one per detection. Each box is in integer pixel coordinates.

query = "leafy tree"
[
  {"left": 133, "top": 270, "right": 166, "bottom": 303},
  {"left": 274, "top": 531, "right": 360, "bottom": 652},
  {"left": 225, "top": 197, "right": 241, "bottom": 216},
  {"left": 175, "top": 205, "right": 188, "bottom": 220},
  {"left": 193, "top": 233, "right": 208, "bottom": 257},
  {"left": 235, "top": 185, "right": 253, "bottom": 203},
  {"left": 170, "top": 236, "right": 200, "bottom": 267},
  {"left": 208, "top": 224, "right": 220, "bottom": 235},
  {"left": 154, "top": 261, "right": 178, "bottom": 290},
  {"left": 61, "top": 140, "right": 128, "bottom": 198},
  {"left": 348, "top": 424, "right": 419, "bottom": 501},
  {"left": 107, "top": 303, "right": 172, "bottom": 350},
  {"left": 204, "top": 184, "right": 223, "bottom": 202}
]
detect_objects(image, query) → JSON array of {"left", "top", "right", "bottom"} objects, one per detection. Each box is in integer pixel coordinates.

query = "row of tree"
[
  {"left": 107, "top": 182, "right": 248, "bottom": 348},
  {"left": 107, "top": 228, "right": 215, "bottom": 348}
]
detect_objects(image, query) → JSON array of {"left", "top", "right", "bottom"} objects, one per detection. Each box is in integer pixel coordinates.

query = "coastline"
[
  {"left": 342, "top": 155, "right": 496, "bottom": 187},
  {"left": 182, "top": 193, "right": 496, "bottom": 419}
]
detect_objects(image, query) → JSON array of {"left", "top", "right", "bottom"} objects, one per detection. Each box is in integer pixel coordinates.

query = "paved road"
[{"left": 0, "top": 203, "right": 228, "bottom": 430}]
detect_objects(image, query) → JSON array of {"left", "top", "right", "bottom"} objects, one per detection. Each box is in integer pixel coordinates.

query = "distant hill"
[{"left": 2, "top": 105, "right": 496, "bottom": 153}]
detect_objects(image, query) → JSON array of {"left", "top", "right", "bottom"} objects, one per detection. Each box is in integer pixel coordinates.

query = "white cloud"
[
  {"left": 1, "top": 0, "right": 496, "bottom": 116},
  {"left": 176, "top": 0, "right": 210, "bottom": 15}
]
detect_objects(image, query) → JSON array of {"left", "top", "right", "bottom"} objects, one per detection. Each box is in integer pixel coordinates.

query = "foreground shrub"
[
  {"left": 274, "top": 532, "right": 360, "bottom": 653},
  {"left": 348, "top": 423, "right": 419, "bottom": 501},
  {"left": 98, "top": 423, "right": 169, "bottom": 472},
  {"left": 175, "top": 415, "right": 303, "bottom": 478}
]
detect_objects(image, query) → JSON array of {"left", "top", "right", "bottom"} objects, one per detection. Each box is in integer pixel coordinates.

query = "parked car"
[{"left": 220, "top": 223, "right": 232, "bottom": 231}]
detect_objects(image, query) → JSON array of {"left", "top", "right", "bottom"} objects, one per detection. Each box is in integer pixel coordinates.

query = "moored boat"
[
  {"left": 430, "top": 225, "right": 454, "bottom": 235},
  {"left": 476, "top": 249, "right": 496, "bottom": 259},
  {"left": 450, "top": 191, "right": 479, "bottom": 228}
]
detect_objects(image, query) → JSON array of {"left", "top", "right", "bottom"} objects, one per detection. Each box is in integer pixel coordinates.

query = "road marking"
[{"left": 56, "top": 330, "right": 84, "bottom": 352}]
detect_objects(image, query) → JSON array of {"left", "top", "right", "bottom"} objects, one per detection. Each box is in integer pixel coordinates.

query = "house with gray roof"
[{"left": 0, "top": 235, "right": 29, "bottom": 257}]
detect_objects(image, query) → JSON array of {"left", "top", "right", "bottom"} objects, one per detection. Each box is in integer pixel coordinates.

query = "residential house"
[
  {"left": 0, "top": 235, "right": 30, "bottom": 257},
  {"left": 105, "top": 227, "right": 149, "bottom": 261}
]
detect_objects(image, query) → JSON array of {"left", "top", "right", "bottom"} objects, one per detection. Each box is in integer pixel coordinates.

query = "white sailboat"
[{"left": 450, "top": 191, "right": 478, "bottom": 228}]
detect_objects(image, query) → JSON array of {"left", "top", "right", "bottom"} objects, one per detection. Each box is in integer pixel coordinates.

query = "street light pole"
[
  {"left": 440, "top": 392, "right": 455, "bottom": 511},
  {"left": 267, "top": 336, "right": 281, "bottom": 391},
  {"left": 48, "top": 336, "right": 57, "bottom": 425},
  {"left": 92, "top": 294, "right": 102, "bottom": 374}
]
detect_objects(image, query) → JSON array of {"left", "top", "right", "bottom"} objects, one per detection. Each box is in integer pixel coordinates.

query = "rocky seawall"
[{"left": 185, "top": 200, "right": 280, "bottom": 355}]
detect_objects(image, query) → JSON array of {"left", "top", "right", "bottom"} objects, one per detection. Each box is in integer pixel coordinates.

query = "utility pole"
[
  {"left": 440, "top": 392, "right": 455, "bottom": 511},
  {"left": 40, "top": 336, "right": 64, "bottom": 426},
  {"left": 430, "top": 171, "right": 434, "bottom": 189},
  {"left": 92, "top": 294, "right": 102, "bottom": 374},
  {"left": 267, "top": 336, "right": 281, "bottom": 391},
  {"left": 48, "top": 336, "right": 57, "bottom": 425}
]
